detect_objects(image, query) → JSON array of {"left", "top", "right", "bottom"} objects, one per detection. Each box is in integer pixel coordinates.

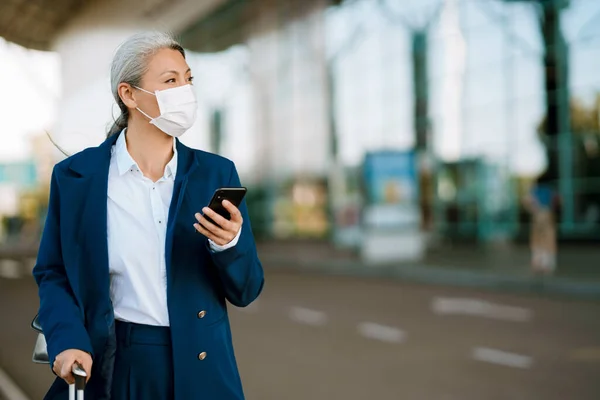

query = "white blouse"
[{"left": 106, "top": 131, "right": 240, "bottom": 326}]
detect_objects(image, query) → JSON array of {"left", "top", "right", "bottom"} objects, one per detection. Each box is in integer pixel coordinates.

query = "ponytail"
[{"left": 107, "top": 99, "right": 129, "bottom": 138}]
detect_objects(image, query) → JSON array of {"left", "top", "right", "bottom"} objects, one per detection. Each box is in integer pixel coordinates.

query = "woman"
[{"left": 33, "top": 31, "right": 264, "bottom": 400}]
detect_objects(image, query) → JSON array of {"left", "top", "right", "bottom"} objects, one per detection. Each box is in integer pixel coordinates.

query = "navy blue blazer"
[{"left": 33, "top": 132, "right": 264, "bottom": 399}]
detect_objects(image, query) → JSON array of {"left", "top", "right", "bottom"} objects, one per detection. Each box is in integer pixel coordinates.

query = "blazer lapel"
[
  {"left": 165, "top": 140, "right": 200, "bottom": 276},
  {"left": 65, "top": 134, "right": 117, "bottom": 303}
]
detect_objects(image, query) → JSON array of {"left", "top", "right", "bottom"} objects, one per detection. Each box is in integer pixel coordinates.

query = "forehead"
[{"left": 146, "top": 48, "right": 189, "bottom": 74}]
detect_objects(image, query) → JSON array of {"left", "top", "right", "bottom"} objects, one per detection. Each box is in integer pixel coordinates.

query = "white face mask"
[{"left": 134, "top": 84, "right": 198, "bottom": 137}]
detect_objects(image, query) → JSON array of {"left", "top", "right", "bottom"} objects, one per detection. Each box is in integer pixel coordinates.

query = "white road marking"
[
  {"left": 472, "top": 347, "right": 533, "bottom": 369},
  {"left": 432, "top": 297, "right": 532, "bottom": 322},
  {"left": 0, "top": 366, "right": 30, "bottom": 400},
  {"left": 289, "top": 307, "right": 328, "bottom": 326},
  {"left": 0, "top": 260, "right": 21, "bottom": 279},
  {"left": 357, "top": 322, "right": 406, "bottom": 344}
]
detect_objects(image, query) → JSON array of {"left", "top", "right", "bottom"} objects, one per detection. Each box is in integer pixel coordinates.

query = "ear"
[{"left": 118, "top": 83, "right": 137, "bottom": 109}]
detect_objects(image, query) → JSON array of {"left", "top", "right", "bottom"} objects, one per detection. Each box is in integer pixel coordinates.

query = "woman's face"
[{"left": 132, "top": 48, "right": 194, "bottom": 118}]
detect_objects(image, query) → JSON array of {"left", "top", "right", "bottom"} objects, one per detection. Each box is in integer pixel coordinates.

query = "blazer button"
[
  {"left": 197, "top": 310, "right": 206, "bottom": 319},
  {"left": 198, "top": 352, "right": 207, "bottom": 360}
]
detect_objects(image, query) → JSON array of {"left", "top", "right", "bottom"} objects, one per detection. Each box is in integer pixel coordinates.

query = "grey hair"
[{"left": 107, "top": 31, "right": 185, "bottom": 137}]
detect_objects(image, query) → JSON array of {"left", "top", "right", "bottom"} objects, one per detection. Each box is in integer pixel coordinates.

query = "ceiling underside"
[
  {"left": 0, "top": 0, "right": 90, "bottom": 51},
  {"left": 180, "top": 0, "right": 343, "bottom": 53},
  {"left": 0, "top": 0, "right": 344, "bottom": 52}
]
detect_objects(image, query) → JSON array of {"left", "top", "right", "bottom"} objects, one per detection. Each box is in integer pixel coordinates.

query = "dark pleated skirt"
[{"left": 110, "top": 320, "right": 174, "bottom": 400}]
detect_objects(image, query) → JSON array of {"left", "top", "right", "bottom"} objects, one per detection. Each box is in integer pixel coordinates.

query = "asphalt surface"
[{"left": 1, "top": 268, "right": 600, "bottom": 400}]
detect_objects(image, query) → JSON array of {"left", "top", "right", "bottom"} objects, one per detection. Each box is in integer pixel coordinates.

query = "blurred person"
[
  {"left": 33, "top": 32, "right": 264, "bottom": 400},
  {"left": 525, "top": 182, "right": 558, "bottom": 275}
]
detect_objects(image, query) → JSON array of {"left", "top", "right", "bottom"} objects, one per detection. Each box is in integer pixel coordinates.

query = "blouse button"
[
  {"left": 197, "top": 310, "right": 206, "bottom": 319},
  {"left": 198, "top": 352, "right": 207, "bottom": 361}
]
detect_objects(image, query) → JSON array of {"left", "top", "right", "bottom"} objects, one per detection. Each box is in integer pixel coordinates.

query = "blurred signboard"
[
  {"left": 363, "top": 151, "right": 418, "bottom": 205},
  {"left": 361, "top": 150, "right": 424, "bottom": 263},
  {"left": 362, "top": 151, "right": 421, "bottom": 231},
  {"left": 0, "top": 162, "right": 37, "bottom": 188}
]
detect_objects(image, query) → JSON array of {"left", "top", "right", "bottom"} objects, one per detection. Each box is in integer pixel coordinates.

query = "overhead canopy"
[
  {"left": 180, "top": 0, "right": 258, "bottom": 53},
  {"left": 180, "top": 0, "right": 343, "bottom": 53},
  {"left": 2, "top": 0, "right": 344, "bottom": 52},
  {"left": 0, "top": 0, "right": 88, "bottom": 51}
]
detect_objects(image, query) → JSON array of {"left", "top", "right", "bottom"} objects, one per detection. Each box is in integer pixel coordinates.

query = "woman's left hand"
[{"left": 194, "top": 200, "right": 243, "bottom": 246}]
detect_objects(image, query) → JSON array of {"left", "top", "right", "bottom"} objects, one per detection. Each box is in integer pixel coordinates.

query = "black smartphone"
[{"left": 204, "top": 187, "right": 247, "bottom": 226}]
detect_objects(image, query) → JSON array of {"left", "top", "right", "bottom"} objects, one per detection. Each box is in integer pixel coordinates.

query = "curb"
[
  {"left": 0, "top": 367, "right": 29, "bottom": 400},
  {"left": 262, "top": 257, "right": 600, "bottom": 300}
]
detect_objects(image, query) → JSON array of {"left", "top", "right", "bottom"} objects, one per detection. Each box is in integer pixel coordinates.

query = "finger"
[
  {"left": 60, "top": 361, "right": 75, "bottom": 385},
  {"left": 194, "top": 209, "right": 227, "bottom": 231},
  {"left": 195, "top": 213, "right": 231, "bottom": 241},
  {"left": 52, "top": 361, "right": 60, "bottom": 377},
  {"left": 199, "top": 207, "right": 232, "bottom": 231},
  {"left": 202, "top": 206, "right": 241, "bottom": 241},
  {"left": 194, "top": 222, "right": 225, "bottom": 245},
  {"left": 194, "top": 223, "right": 232, "bottom": 247},
  {"left": 195, "top": 212, "right": 224, "bottom": 234},
  {"left": 222, "top": 201, "right": 243, "bottom": 223},
  {"left": 198, "top": 225, "right": 229, "bottom": 247}
]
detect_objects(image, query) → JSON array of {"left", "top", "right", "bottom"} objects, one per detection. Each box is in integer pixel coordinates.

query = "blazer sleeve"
[
  {"left": 208, "top": 162, "right": 265, "bottom": 307},
  {"left": 33, "top": 166, "right": 94, "bottom": 367}
]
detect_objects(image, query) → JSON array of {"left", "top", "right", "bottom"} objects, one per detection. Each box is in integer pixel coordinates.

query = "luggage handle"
[{"left": 69, "top": 362, "right": 87, "bottom": 400}]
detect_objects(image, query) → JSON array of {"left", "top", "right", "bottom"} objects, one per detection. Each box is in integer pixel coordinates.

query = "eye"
[
  {"left": 165, "top": 78, "right": 176, "bottom": 83},
  {"left": 188, "top": 76, "right": 195, "bottom": 83}
]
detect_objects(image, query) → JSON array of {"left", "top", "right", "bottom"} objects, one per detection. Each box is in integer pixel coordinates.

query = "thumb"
[
  {"left": 223, "top": 201, "right": 242, "bottom": 222},
  {"left": 77, "top": 357, "right": 93, "bottom": 382}
]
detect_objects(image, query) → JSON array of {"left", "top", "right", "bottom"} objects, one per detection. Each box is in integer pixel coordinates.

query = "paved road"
[{"left": 1, "top": 269, "right": 600, "bottom": 399}]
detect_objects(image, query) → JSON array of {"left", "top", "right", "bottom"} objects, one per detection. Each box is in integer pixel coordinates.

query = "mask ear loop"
[
  {"left": 132, "top": 86, "right": 157, "bottom": 121},
  {"left": 136, "top": 107, "right": 155, "bottom": 121},
  {"left": 133, "top": 86, "right": 155, "bottom": 96}
]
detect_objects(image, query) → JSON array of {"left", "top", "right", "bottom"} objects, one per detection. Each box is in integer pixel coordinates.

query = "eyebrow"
[{"left": 161, "top": 68, "right": 191, "bottom": 76}]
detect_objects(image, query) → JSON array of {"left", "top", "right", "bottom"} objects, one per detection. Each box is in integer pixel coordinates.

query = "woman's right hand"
[{"left": 53, "top": 349, "right": 93, "bottom": 384}]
